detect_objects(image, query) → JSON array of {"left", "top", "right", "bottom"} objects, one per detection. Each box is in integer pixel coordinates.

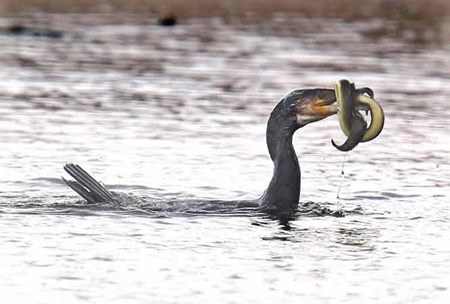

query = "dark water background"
[{"left": 0, "top": 15, "right": 449, "bottom": 303}]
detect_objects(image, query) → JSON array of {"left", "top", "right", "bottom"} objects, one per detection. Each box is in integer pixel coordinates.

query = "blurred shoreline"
[
  {"left": 0, "top": 0, "right": 449, "bottom": 45},
  {"left": 1, "top": 0, "right": 449, "bottom": 19}
]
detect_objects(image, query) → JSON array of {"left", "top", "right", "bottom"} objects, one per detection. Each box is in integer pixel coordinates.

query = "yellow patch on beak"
[{"left": 310, "top": 98, "right": 337, "bottom": 117}]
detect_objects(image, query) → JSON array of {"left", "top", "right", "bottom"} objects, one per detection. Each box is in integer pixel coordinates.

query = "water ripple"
[{"left": 0, "top": 16, "right": 449, "bottom": 304}]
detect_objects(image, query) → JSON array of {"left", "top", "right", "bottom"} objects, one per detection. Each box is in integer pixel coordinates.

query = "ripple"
[{"left": 0, "top": 15, "right": 449, "bottom": 304}]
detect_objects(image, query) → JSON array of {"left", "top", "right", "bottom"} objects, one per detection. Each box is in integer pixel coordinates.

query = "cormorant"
[{"left": 63, "top": 88, "right": 338, "bottom": 220}]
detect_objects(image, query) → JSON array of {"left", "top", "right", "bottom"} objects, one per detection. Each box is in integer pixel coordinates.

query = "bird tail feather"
[{"left": 62, "top": 163, "right": 117, "bottom": 204}]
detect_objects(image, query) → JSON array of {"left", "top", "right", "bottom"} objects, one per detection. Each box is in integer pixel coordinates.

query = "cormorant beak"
[
  {"left": 310, "top": 96, "right": 338, "bottom": 117},
  {"left": 296, "top": 89, "right": 337, "bottom": 124}
]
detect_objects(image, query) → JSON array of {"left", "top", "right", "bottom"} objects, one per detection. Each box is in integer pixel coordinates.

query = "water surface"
[{"left": 0, "top": 16, "right": 449, "bottom": 303}]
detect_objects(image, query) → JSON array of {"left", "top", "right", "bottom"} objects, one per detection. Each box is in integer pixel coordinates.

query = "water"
[{"left": 1, "top": 15, "right": 449, "bottom": 303}]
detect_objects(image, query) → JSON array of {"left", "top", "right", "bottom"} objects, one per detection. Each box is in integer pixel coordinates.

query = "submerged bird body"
[{"left": 63, "top": 88, "right": 339, "bottom": 219}]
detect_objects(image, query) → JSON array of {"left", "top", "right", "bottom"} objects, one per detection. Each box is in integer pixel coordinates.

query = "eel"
[
  {"left": 356, "top": 94, "right": 385, "bottom": 142},
  {"left": 332, "top": 79, "right": 385, "bottom": 151},
  {"left": 332, "top": 111, "right": 367, "bottom": 151}
]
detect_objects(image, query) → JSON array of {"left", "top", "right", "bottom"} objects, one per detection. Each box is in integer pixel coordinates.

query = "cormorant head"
[{"left": 276, "top": 89, "right": 337, "bottom": 130}]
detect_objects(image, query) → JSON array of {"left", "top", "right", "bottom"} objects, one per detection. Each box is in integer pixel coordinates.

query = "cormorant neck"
[{"left": 259, "top": 104, "right": 301, "bottom": 218}]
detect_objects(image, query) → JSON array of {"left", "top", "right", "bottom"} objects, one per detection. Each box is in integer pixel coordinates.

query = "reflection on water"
[
  {"left": 0, "top": 15, "right": 449, "bottom": 303},
  {"left": 334, "top": 226, "right": 378, "bottom": 250}
]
